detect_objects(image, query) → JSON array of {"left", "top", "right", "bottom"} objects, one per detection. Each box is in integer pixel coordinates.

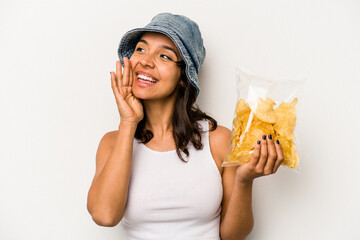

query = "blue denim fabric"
[{"left": 117, "top": 13, "right": 206, "bottom": 94}]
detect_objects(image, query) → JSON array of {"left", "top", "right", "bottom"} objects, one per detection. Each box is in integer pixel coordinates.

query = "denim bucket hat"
[{"left": 117, "top": 12, "right": 206, "bottom": 94}]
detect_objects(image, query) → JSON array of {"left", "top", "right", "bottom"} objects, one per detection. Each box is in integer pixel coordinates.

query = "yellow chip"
[
  {"left": 224, "top": 97, "right": 299, "bottom": 169},
  {"left": 273, "top": 97, "right": 298, "bottom": 140},
  {"left": 235, "top": 99, "right": 251, "bottom": 124},
  {"left": 235, "top": 99, "right": 251, "bottom": 116},
  {"left": 226, "top": 149, "right": 252, "bottom": 164},
  {"left": 254, "top": 97, "right": 277, "bottom": 123},
  {"left": 274, "top": 135, "right": 298, "bottom": 169}
]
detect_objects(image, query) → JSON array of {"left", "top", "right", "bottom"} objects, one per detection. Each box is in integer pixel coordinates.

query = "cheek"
[
  {"left": 158, "top": 65, "right": 181, "bottom": 80},
  {"left": 129, "top": 56, "right": 138, "bottom": 67}
]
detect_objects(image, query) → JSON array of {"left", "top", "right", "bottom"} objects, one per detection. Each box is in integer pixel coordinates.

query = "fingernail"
[
  {"left": 268, "top": 134, "right": 272, "bottom": 140},
  {"left": 257, "top": 140, "right": 261, "bottom": 144},
  {"left": 262, "top": 135, "right": 266, "bottom": 140},
  {"left": 276, "top": 140, "right": 280, "bottom": 144}
]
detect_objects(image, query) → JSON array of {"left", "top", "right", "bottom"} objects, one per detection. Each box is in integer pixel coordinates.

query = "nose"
[{"left": 139, "top": 52, "right": 155, "bottom": 68}]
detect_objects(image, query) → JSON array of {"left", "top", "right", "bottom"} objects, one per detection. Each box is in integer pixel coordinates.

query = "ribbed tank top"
[{"left": 121, "top": 120, "right": 223, "bottom": 240}]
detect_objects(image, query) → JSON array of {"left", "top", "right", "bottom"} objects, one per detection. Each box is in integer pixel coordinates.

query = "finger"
[
  {"left": 128, "top": 59, "right": 134, "bottom": 87},
  {"left": 129, "top": 60, "right": 136, "bottom": 87},
  {"left": 256, "top": 134, "right": 268, "bottom": 171},
  {"left": 116, "top": 60, "right": 123, "bottom": 88},
  {"left": 264, "top": 134, "right": 277, "bottom": 175},
  {"left": 272, "top": 139, "right": 284, "bottom": 173},
  {"left": 110, "top": 71, "right": 120, "bottom": 98},
  {"left": 123, "top": 57, "right": 130, "bottom": 86},
  {"left": 249, "top": 140, "right": 261, "bottom": 167}
]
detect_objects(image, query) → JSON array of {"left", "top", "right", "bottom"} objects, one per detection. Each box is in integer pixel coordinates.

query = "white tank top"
[{"left": 121, "top": 120, "right": 223, "bottom": 240}]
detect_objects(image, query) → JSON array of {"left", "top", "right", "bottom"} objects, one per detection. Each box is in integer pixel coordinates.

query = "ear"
[{"left": 179, "top": 80, "right": 185, "bottom": 87}]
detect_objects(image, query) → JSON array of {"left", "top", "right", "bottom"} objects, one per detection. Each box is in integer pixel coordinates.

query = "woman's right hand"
[{"left": 110, "top": 57, "right": 144, "bottom": 126}]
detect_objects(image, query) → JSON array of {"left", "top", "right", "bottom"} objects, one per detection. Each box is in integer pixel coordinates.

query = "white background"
[{"left": 1, "top": 0, "right": 359, "bottom": 239}]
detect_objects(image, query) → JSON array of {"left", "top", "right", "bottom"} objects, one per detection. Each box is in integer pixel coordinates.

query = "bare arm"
[
  {"left": 87, "top": 58, "right": 143, "bottom": 226},
  {"left": 209, "top": 126, "right": 253, "bottom": 239},
  {"left": 87, "top": 121, "right": 137, "bottom": 226},
  {"left": 212, "top": 127, "right": 284, "bottom": 240},
  {"left": 220, "top": 167, "right": 254, "bottom": 240}
]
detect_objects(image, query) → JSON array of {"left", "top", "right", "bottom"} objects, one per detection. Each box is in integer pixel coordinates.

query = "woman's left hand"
[{"left": 235, "top": 134, "right": 284, "bottom": 184}]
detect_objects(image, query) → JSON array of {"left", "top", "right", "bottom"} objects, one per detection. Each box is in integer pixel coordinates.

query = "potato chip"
[
  {"left": 252, "top": 117, "right": 274, "bottom": 133},
  {"left": 274, "top": 135, "right": 298, "bottom": 168},
  {"left": 235, "top": 99, "right": 251, "bottom": 124},
  {"left": 273, "top": 98, "right": 298, "bottom": 140},
  {"left": 226, "top": 149, "right": 252, "bottom": 164},
  {"left": 233, "top": 116, "right": 242, "bottom": 129},
  {"left": 242, "top": 126, "right": 271, "bottom": 149},
  {"left": 253, "top": 97, "right": 277, "bottom": 123},
  {"left": 224, "top": 97, "right": 299, "bottom": 169},
  {"left": 235, "top": 99, "right": 251, "bottom": 115}
]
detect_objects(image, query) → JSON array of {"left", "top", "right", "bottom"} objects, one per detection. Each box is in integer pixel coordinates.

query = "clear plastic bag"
[{"left": 222, "top": 66, "right": 305, "bottom": 170}]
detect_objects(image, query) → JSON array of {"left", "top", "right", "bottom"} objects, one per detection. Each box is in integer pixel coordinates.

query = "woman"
[{"left": 87, "top": 13, "right": 284, "bottom": 240}]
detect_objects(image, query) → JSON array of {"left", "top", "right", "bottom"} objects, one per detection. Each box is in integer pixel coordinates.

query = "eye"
[
  {"left": 160, "top": 54, "right": 173, "bottom": 61},
  {"left": 135, "top": 47, "right": 145, "bottom": 52}
]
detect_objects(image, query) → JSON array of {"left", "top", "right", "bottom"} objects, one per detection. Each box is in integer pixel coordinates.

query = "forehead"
[{"left": 139, "top": 32, "right": 179, "bottom": 53}]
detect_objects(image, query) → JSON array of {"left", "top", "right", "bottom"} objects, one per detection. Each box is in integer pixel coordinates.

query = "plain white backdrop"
[{"left": 1, "top": 0, "right": 359, "bottom": 239}]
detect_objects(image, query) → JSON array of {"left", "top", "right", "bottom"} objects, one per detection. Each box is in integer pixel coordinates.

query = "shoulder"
[
  {"left": 103, "top": 130, "right": 119, "bottom": 141},
  {"left": 207, "top": 122, "right": 232, "bottom": 175},
  {"left": 98, "top": 130, "right": 119, "bottom": 149},
  {"left": 208, "top": 122, "right": 232, "bottom": 146},
  {"left": 92, "top": 130, "right": 119, "bottom": 182}
]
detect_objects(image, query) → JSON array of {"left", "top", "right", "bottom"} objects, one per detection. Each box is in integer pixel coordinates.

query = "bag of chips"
[{"left": 223, "top": 67, "right": 305, "bottom": 169}]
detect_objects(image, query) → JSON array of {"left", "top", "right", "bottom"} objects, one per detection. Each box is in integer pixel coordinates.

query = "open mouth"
[{"left": 136, "top": 74, "right": 158, "bottom": 86}]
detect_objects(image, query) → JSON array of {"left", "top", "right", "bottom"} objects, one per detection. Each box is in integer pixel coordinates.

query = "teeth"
[{"left": 137, "top": 74, "right": 157, "bottom": 83}]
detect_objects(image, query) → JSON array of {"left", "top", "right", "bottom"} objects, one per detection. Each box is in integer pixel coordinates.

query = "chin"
[{"left": 132, "top": 88, "right": 151, "bottom": 100}]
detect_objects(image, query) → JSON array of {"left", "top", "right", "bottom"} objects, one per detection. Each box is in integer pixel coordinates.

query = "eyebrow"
[{"left": 138, "top": 39, "right": 179, "bottom": 59}]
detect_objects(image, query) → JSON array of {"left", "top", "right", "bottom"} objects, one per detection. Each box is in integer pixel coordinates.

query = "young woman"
[{"left": 87, "top": 13, "right": 284, "bottom": 240}]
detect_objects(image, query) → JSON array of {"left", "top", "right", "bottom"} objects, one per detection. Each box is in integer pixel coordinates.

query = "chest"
[
  {"left": 124, "top": 147, "right": 223, "bottom": 223},
  {"left": 144, "top": 141, "right": 223, "bottom": 175}
]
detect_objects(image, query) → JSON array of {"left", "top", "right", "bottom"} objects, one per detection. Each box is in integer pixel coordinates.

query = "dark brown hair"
[{"left": 134, "top": 62, "right": 217, "bottom": 162}]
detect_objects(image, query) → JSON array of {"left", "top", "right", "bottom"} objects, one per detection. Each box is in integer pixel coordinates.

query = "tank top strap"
[
  {"left": 198, "top": 119, "right": 210, "bottom": 132},
  {"left": 198, "top": 119, "right": 211, "bottom": 151}
]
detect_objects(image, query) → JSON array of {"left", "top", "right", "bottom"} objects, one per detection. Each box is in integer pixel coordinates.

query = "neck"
[{"left": 143, "top": 96, "right": 177, "bottom": 138}]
